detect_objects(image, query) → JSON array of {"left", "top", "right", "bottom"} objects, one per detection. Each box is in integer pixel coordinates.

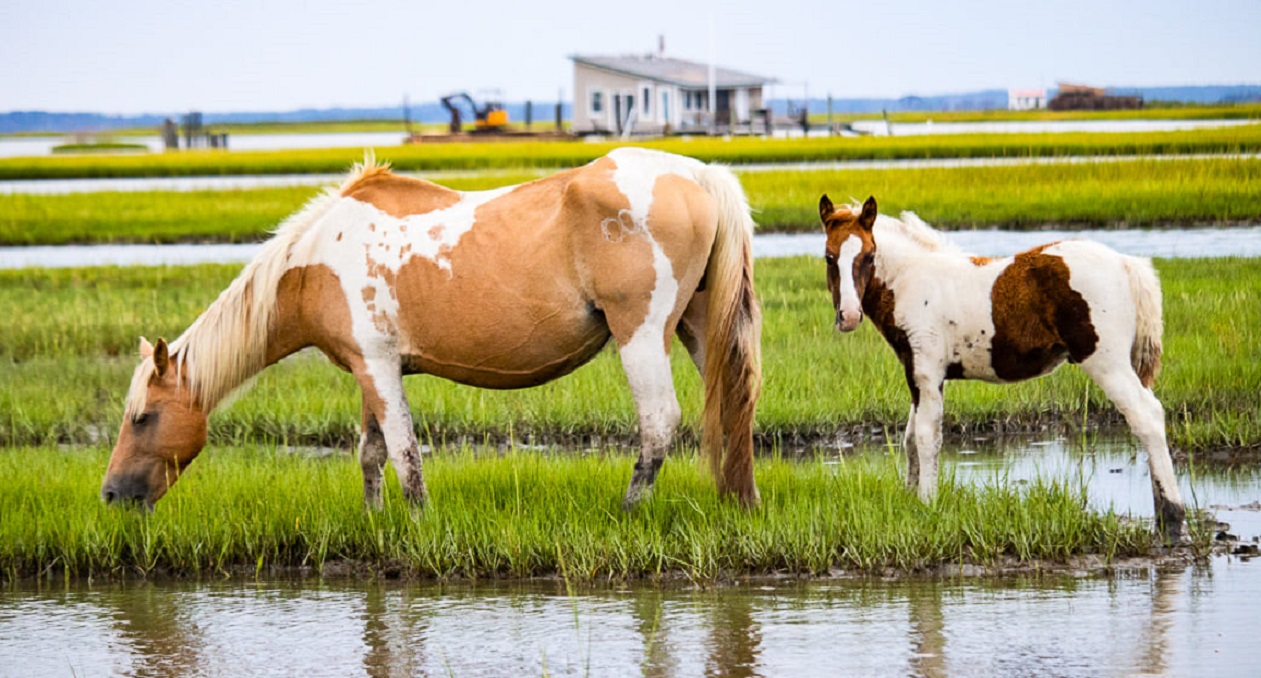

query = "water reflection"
[{"left": 3, "top": 564, "right": 1259, "bottom": 677}]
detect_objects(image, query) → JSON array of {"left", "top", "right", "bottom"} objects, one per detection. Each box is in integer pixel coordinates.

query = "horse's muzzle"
[
  {"left": 835, "top": 308, "right": 863, "bottom": 333},
  {"left": 101, "top": 474, "right": 154, "bottom": 509}
]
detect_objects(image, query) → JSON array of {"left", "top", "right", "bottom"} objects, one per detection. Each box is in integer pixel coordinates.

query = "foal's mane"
[
  {"left": 125, "top": 156, "right": 389, "bottom": 417},
  {"left": 837, "top": 200, "right": 960, "bottom": 255}
]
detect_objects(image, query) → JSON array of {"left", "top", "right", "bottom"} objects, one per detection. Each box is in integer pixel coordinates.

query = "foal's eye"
[
  {"left": 824, "top": 253, "right": 837, "bottom": 263},
  {"left": 133, "top": 412, "right": 151, "bottom": 426}
]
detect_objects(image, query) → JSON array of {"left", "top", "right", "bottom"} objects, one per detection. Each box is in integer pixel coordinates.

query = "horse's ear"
[
  {"left": 819, "top": 194, "right": 835, "bottom": 224},
  {"left": 139, "top": 337, "right": 154, "bottom": 359},
  {"left": 858, "top": 196, "right": 878, "bottom": 232},
  {"left": 152, "top": 338, "right": 170, "bottom": 377}
]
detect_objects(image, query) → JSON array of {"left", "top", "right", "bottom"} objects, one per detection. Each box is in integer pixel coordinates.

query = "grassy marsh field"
[
  {"left": 1, "top": 257, "right": 1257, "bottom": 452},
  {"left": 0, "top": 445, "right": 1152, "bottom": 580},
  {"left": 2, "top": 124, "right": 1260, "bottom": 179},
  {"left": 2, "top": 158, "right": 1258, "bottom": 245}
]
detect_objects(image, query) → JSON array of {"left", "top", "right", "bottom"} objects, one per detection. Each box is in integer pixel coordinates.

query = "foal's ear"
[
  {"left": 152, "top": 338, "right": 170, "bottom": 377},
  {"left": 858, "top": 196, "right": 878, "bottom": 232},
  {"left": 139, "top": 336, "right": 154, "bottom": 359},
  {"left": 819, "top": 194, "right": 835, "bottom": 224}
]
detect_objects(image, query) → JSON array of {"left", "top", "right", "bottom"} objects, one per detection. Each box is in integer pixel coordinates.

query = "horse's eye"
[
  {"left": 133, "top": 412, "right": 151, "bottom": 426},
  {"left": 824, "top": 253, "right": 837, "bottom": 263}
]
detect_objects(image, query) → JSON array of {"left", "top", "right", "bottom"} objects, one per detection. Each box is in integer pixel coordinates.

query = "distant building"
[
  {"left": 571, "top": 45, "right": 774, "bottom": 135},
  {"left": 1048, "top": 83, "right": 1143, "bottom": 111},
  {"left": 1008, "top": 88, "right": 1048, "bottom": 110}
]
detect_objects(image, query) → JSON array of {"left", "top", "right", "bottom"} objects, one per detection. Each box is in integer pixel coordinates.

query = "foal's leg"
[
  {"left": 619, "top": 336, "right": 683, "bottom": 511},
  {"left": 911, "top": 376, "right": 945, "bottom": 502},
  {"left": 355, "top": 357, "right": 429, "bottom": 506},
  {"left": 1080, "top": 357, "right": 1186, "bottom": 541},
  {"left": 902, "top": 403, "right": 920, "bottom": 491},
  {"left": 359, "top": 402, "right": 388, "bottom": 509}
]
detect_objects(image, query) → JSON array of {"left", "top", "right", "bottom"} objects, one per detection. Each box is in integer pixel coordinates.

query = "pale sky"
[{"left": 2, "top": 0, "right": 1258, "bottom": 114}]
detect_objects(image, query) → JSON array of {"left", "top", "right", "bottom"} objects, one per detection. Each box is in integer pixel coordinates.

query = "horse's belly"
[{"left": 394, "top": 280, "right": 611, "bottom": 389}]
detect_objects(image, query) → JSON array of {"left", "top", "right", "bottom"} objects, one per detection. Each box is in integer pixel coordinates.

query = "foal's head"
[
  {"left": 101, "top": 338, "right": 209, "bottom": 508},
  {"left": 819, "top": 195, "right": 878, "bottom": 332}
]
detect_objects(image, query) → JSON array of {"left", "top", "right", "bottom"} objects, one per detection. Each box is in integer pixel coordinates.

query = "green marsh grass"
[
  {"left": 3, "top": 158, "right": 1258, "bottom": 244},
  {"left": 0, "top": 445, "right": 1150, "bottom": 580},
  {"left": 1, "top": 258, "right": 1257, "bottom": 452},
  {"left": 2, "top": 124, "right": 1260, "bottom": 179}
]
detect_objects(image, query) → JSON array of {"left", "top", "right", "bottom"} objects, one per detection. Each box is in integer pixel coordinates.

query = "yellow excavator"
[{"left": 440, "top": 92, "right": 509, "bottom": 133}]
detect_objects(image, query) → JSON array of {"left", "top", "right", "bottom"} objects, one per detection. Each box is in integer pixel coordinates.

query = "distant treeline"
[{"left": 4, "top": 85, "right": 1261, "bottom": 134}]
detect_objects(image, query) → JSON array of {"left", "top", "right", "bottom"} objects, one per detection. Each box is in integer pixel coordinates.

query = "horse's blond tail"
[
  {"left": 694, "top": 164, "right": 762, "bottom": 506},
  {"left": 1124, "top": 255, "right": 1164, "bottom": 388}
]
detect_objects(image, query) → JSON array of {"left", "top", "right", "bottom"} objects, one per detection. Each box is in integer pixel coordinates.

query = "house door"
[
  {"left": 613, "top": 93, "right": 636, "bottom": 134},
  {"left": 716, "top": 90, "right": 732, "bottom": 127}
]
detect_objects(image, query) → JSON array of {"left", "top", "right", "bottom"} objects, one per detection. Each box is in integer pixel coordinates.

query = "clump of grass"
[{"left": 0, "top": 445, "right": 1151, "bottom": 581}]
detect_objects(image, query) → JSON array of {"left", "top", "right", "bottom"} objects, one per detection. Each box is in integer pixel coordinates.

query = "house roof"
[{"left": 571, "top": 54, "right": 773, "bottom": 89}]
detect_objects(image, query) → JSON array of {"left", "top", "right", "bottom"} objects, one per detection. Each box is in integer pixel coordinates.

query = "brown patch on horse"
[
  {"left": 970, "top": 256, "right": 993, "bottom": 266},
  {"left": 341, "top": 170, "right": 462, "bottom": 218},
  {"left": 373, "top": 167, "right": 614, "bottom": 388},
  {"left": 862, "top": 277, "right": 920, "bottom": 405},
  {"left": 990, "top": 247, "right": 1099, "bottom": 381}
]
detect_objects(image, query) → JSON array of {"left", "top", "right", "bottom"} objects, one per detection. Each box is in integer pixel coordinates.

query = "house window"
[
  {"left": 591, "top": 90, "right": 603, "bottom": 114},
  {"left": 661, "top": 91, "right": 670, "bottom": 121},
  {"left": 642, "top": 87, "right": 651, "bottom": 116}
]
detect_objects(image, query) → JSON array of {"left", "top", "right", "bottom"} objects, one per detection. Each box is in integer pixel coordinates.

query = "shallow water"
[
  {"left": 1, "top": 121, "right": 1249, "bottom": 159},
  {"left": 0, "top": 131, "right": 408, "bottom": 158},
  {"left": 2, "top": 227, "right": 1257, "bottom": 270},
  {"left": 848, "top": 118, "right": 1254, "bottom": 137},
  {"left": 2, "top": 436, "right": 1259, "bottom": 676}
]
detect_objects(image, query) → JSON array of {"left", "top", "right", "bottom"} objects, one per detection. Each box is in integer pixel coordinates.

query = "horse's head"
[
  {"left": 101, "top": 337, "right": 209, "bottom": 508},
  {"left": 819, "top": 195, "right": 878, "bottom": 332}
]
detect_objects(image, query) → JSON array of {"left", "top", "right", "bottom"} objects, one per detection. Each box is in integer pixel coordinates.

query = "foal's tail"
[
  {"left": 694, "top": 164, "right": 763, "bottom": 506},
  {"left": 1123, "top": 256, "right": 1164, "bottom": 388}
]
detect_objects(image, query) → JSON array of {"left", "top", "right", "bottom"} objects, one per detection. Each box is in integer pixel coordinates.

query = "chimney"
[{"left": 657, "top": 35, "right": 665, "bottom": 58}]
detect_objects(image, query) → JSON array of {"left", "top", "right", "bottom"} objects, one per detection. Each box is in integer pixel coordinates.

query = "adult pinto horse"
[
  {"left": 100, "top": 148, "right": 762, "bottom": 511},
  {"left": 819, "top": 195, "right": 1185, "bottom": 540}
]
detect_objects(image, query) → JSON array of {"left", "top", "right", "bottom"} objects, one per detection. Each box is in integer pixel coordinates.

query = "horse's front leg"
[
  {"left": 359, "top": 402, "right": 388, "bottom": 509},
  {"left": 902, "top": 403, "right": 920, "bottom": 491},
  {"left": 911, "top": 375, "right": 945, "bottom": 502},
  {"left": 354, "top": 356, "right": 429, "bottom": 507}
]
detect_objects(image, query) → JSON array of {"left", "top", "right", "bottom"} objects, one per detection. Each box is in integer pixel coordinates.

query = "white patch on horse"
[
  {"left": 605, "top": 148, "right": 703, "bottom": 442},
  {"left": 836, "top": 234, "right": 863, "bottom": 328}
]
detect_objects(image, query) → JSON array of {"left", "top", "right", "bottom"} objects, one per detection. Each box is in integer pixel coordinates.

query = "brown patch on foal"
[
  {"left": 970, "top": 256, "right": 994, "bottom": 266},
  {"left": 341, "top": 171, "right": 461, "bottom": 218},
  {"left": 990, "top": 247, "right": 1099, "bottom": 381},
  {"left": 862, "top": 277, "right": 921, "bottom": 405}
]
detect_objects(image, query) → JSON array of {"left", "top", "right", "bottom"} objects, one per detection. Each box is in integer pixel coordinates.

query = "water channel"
[
  {"left": 2, "top": 436, "right": 1258, "bottom": 676},
  {"left": 1, "top": 227, "right": 1257, "bottom": 270},
  {"left": 3, "top": 119, "right": 1252, "bottom": 158}
]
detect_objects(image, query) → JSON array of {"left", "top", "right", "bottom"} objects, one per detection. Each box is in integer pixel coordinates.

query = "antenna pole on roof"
[{"left": 708, "top": 10, "right": 716, "bottom": 134}]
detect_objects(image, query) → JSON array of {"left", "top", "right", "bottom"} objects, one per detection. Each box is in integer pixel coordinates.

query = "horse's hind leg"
[
  {"left": 619, "top": 336, "right": 682, "bottom": 511},
  {"left": 1080, "top": 356, "right": 1186, "bottom": 541},
  {"left": 359, "top": 402, "right": 388, "bottom": 509}
]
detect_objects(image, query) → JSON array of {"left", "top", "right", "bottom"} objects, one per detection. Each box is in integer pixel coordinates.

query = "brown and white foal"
[{"left": 820, "top": 195, "right": 1186, "bottom": 540}]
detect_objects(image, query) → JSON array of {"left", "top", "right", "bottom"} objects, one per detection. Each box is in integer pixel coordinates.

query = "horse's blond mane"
[{"left": 124, "top": 155, "right": 387, "bottom": 417}]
